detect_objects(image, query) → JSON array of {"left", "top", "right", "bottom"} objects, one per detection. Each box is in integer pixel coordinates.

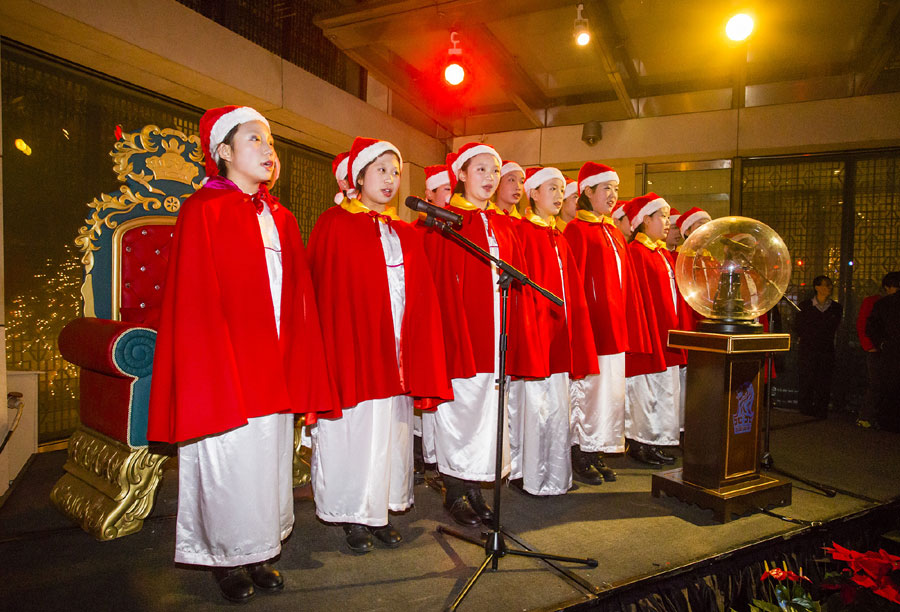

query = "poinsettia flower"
[{"left": 760, "top": 567, "right": 786, "bottom": 581}]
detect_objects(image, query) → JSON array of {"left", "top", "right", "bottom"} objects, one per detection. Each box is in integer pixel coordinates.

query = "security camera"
[{"left": 581, "top": 121, "right": 602, "bottom": 146}]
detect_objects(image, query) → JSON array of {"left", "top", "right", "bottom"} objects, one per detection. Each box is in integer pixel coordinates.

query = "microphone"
[{"left": 405, "top": 196, "right": 463, "bottom": 227}]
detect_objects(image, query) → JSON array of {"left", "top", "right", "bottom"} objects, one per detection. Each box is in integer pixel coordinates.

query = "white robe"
[
  {"left": 311, "top": 221, "right": 414, "bottom": 526},
  {"left": 519, "top": 373, "right": 572, "bottom": 495},
  {"left": 570, "top": 225, "right": 626, "bottom": 453},
  {"left": 175, "top": 203, "right": 294, "bottom": 568},
  {"left": 433, "top": 213, "right": 510, "bottom": 481},
  {"left": 570, "top": 353, "right": 626, "bottom": 453}
]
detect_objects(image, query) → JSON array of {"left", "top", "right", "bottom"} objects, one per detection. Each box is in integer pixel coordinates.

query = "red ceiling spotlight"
[{"left": 443, "top": 31, "right": 466, "bottom": 86}]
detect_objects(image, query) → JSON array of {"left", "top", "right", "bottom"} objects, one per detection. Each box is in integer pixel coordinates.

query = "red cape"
[
  {"left": 625, "top": 235, "right": 688, "bottom": 377},
  {"left": 517, "top": 215, "right": 599, "bottom": 379},
  {"left": 147, "top": 186, "right": 337, "bottom": 443},
  {"left": 307, "top": 203, "right": 453, "bottom": 417},
  {"left": 564, "top": 215, "right": 652, "bottom": 356},
  {"left": 423, "top": 194, "right": 545, "bottom": 380}
]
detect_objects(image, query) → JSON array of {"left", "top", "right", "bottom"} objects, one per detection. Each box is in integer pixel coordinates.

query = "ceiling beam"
[{"left": 580, "top": 0, "right": 637, "bottom": 119}]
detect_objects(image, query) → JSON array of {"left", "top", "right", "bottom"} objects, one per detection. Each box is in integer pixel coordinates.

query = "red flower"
[{"left": 761, "top": 568, "right": 786, "bottom": 581}]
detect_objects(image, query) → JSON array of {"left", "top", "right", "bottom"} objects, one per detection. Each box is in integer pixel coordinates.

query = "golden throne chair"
[
  {"left": 50, "top": 125, "right": 311, "bottom": 541},
  {"left": 50, "top": 126, "right": 199, "bottom": 540}
]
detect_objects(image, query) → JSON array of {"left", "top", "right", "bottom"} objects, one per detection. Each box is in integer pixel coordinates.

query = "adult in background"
[
  {"left": 794, "top": 275, "right": 842, "bottom": 419},
  {"left": 863, "top": 271, "right": 900, "bottom": 432}
]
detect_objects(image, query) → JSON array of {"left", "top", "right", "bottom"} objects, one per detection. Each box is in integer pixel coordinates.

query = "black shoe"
[
  {"left": 212, "top": 567, "right": 255, "bottom": 604},
  {"left": 371, "top": 523, "right": 402, "bottom": 548},
  {"left": 246, "top": 562, "right": 284, "bottom": 592},
  {"left": 593, "top": 456, "right": 617, "bottom": 482},
  {"left": 650, "top": 447, "right": 676, "bottom": 465},
  {"left": 627, "top": 442, "right": 663, "bottom": 466},
  {"left": 509, "top": 478, "right": 525, "bottom": 492},
  {"left": 572, "top": 447, "right": 604, "bottom": 485},
  {"left": 342, "top": 523, "right": 375, "bottom": 553},
  {"left": 444, "top": 495, "right": 481, "bottom": 526},
  {"left": 466, "top": 488, "right": 494, "bottom": 525}
]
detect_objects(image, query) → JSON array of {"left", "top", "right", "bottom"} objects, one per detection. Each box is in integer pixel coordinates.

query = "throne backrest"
[{"left": 76, "top": 125, "right": 205, "bottom": 327}]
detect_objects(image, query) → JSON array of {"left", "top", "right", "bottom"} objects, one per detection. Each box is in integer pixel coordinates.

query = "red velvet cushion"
[
  {"left": 120, "top": 225, "right": 173, "bottom": 327},
  {"left": 79, "top": 369, "right": 134, "bottom": 442}
]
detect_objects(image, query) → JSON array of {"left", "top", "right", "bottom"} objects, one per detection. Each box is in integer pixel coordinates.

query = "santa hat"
[
  {"left": 625, "top": 192, "right": 669, "bottom": 232},
  {"left": 524, "top": 166, "right": 566, "bottom": 198},
  {"left": 425, "top": 164, "right": 450, "bottom": 191},
  {"left": 676, "top": 206, "right": 712, "bottom": 233},
  {"left": 200, "top": 105, "right": 270, "bottom": 178},
  {"left": 332, "top": 152, "right": 350, "bottom": 184},
  {"left": 611, "top": 200, "right": 628, "bottom": 221},
  {"left": 446, "top": 142, "right": 503, "bottom": 190},
  {"left": 500, "top": 160, "right": 525, "bottom": 178},
  {"left": 348, "top": 137, "right": 402, "bottom": 186},
  {"left": 564, "top": 177, "right": 578, "bottom": 200},
  {"left": 668, "top": 207, "right": 682, "bottom": 227},
  {"left": 577, "top": 162, "right": 619, "bottom": 195}
]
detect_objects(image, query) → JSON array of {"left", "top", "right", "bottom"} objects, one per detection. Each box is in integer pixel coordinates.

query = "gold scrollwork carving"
[{"left": 50, "top": 427, "right": 170, "bottom": 540}]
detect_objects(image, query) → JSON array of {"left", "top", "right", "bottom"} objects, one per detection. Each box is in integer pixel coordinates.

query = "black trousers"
[
  {"left": 798, "top": 349, "right": 834, "bottom": 418},
  {"left": 875, "top": 352, "right": 900, "bottom": 432}
]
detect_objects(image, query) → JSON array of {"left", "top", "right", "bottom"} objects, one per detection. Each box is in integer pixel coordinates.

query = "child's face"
[
  {"left": 666, "top": 224, "right": 682, "bottom": 249},
  {"left": 644, "top": 207, "right": 670, "bottom": 242},
  {"left": 460, "top": 154, "right": 501, "bottom": 204},
  {"left": 588, "top": 180, "right": 619, "bottom": 215},
  {"left": 219, "top": 120, "right": 275, "bottom": 193},
  {"left": 561, "top": 191, "right": 579, "bottom": 220},
  {"left": 532, "top": 178, "right": 565, "bottom": 220},
  {"left": 425, "top": 182, "right": 452, "bottom": 207},
  {"left": 358, "top": 152, "right": 400, "bottom": 208},
  {"left": 496, "top": 171, "right": 524, "bottom": 207},
  {"left": 615, "top": 215, "right": 632, "bottom": 239}
]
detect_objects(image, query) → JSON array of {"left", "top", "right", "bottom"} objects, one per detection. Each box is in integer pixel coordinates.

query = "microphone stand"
[{"left": 423, "top": 214, "right": 598, "bottom": 611}]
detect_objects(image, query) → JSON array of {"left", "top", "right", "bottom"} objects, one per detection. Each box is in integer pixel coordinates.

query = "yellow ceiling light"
[
  {"left": 726, "top": 13, "right": 754, "bottom": 42},
  {"left": 574, "top": 4, "right": 590, "bottom": 46}
]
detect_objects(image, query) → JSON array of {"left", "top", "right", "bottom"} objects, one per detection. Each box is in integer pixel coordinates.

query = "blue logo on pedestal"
[{"left": 733, "top": 382, "right": 755, "bottom": 435}]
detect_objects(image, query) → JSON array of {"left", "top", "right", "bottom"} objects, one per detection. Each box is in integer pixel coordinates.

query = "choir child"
[
  {"left": 424, "top": 142, "right": 543, "bottom": 525},
  {"left": 147, "top": 105, "right": 336, "bottom": 603},
  {"left": 512, "top": 167, "right": 599, "bottom": 495},
  {"left": 564, "top": 163, "right": 651, "bottom": 483},
  {"left": 307, "top": 137, "right": 453, "bottom": 553},
  {"left": 622, "top": 194, "right": 687, "bottom": 466}
]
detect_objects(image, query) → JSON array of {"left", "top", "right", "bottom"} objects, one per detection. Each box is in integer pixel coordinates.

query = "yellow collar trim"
[
  {"left": 449, "top": 192, "right": 488, "bottom": 211},
  {"left": 575, "top": 209, "right": 615, "bottom": 226},
  {"left": 342, "top": 198, "right": 401, "bottom": 221},
  {"left": 497, "top": 204, "right": 522, "bottom": 219},
  {"left": 524, "top": 208, "right": 558, "bottom": 229},
  {"left": 634, "top": 232, "right": 659, "bottom": 250}
]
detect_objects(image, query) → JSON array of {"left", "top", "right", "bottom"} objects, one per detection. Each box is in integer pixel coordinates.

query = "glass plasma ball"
[{"left": 675, "top": 216, "right": 792, "bottom": 326}]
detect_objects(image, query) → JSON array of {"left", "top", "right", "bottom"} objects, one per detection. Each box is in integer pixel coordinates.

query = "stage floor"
[{"left": 1, "top": 410, "right": 898, "bottom": 611}]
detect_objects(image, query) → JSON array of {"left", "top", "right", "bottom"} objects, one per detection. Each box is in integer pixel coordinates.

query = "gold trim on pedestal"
[
  {"left": 49, "top": 426, "right": 169, "bottom": 541},
  {"left": 293, "top": 417, "right": 311, "bottom": 488}
]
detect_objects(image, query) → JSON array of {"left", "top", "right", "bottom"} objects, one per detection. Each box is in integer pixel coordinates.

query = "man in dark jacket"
[
  {"left": 794, "top": 275, "right": 842, "bottom": 419},
  {"left": 866, "top": 271, "right": 900, "bottom": 432}
]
